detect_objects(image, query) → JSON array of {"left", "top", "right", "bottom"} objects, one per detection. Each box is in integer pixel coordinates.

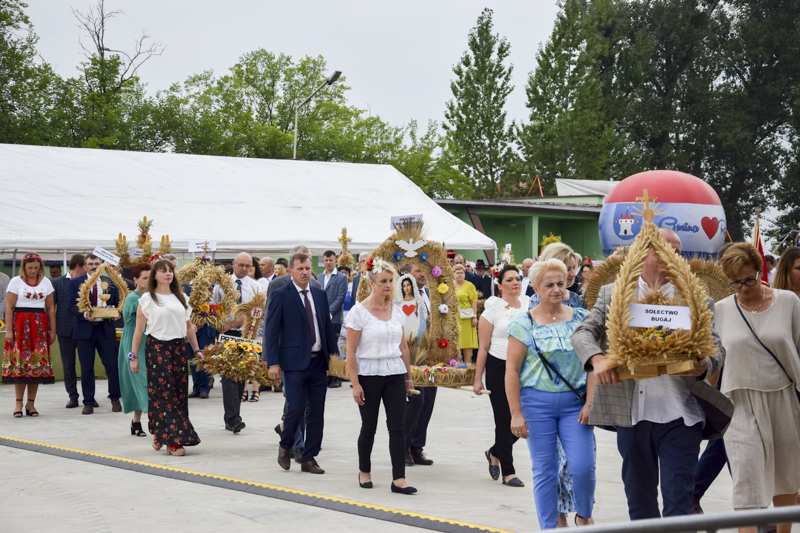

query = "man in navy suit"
[
  {"left": 67, "top": 254, "right": 121, "bottom": 415},
  {"left": 264, "top": 252, "right": 337, "bottom": 474},
  {"left": 320, "top": 250, "right": 347, "bottom": 388},
  {"left": 52, "top": 254, "right": 86, "bottom": 408}
]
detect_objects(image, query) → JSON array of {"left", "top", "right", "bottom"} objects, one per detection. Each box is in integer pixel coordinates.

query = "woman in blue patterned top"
[{"left": 506, "top": 259, "right": 596, "bottom": 530}]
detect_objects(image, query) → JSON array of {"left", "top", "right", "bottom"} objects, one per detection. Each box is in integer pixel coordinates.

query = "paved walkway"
[{"left": 0, "top": 380, "right": 739, "bottom": 532}]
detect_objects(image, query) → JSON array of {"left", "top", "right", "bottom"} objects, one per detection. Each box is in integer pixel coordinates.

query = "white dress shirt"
[
  {"left": 321, "top": 268, "right": 338, "bottom": 290},
  {"left": 520, "top": 276, "right": 530, "bottom": 294},
  {"left": 293, "top": 281, "right": 321, "bottom": 352},
  {"left": 630, "top": 278, "right": 705, "bottom": 428},
  {"left": 213, "top": 274, "right": 260, "bottom": 332}
]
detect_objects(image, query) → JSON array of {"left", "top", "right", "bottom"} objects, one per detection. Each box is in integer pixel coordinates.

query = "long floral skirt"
[
  {"left": 147, "top": 337, "right": 200, "bottom": 447},
  {"left": 2, "top": 308, "right": 55, "bottom": 384}
]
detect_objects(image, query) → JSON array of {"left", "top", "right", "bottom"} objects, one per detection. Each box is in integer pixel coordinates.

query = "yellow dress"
[{"left": 456, "top": 281, "right": 478, "bottom": 349}]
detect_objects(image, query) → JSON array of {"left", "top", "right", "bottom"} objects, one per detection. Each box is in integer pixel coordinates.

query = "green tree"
[{"left": 444, "top": 8, "right": 516, "bottom": 198}]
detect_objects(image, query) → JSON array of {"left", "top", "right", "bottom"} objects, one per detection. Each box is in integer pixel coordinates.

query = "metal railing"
[{"left": 556, "top": 507, "right": 800, "bottom": 533}]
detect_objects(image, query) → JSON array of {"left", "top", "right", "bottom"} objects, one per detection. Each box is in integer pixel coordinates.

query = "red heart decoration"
[
  {"left": 701, "top": 217, "right": 719, "bottom": 240},
  {"left": 402, "top": 304, "right": 416, "bottom": 316}
]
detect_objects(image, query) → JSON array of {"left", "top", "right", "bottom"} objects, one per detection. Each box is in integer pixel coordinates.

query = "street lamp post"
[{"left": 293, "top": 70, "right": 342, "bottom": 160}]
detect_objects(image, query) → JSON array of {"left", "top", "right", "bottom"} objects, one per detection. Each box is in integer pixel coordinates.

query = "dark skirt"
[
  {"left": 147, "top": 336, "right": 200, "bottom": 447},
  {"left": 2, "top": 307, "right": 55, "bottom": 384}
]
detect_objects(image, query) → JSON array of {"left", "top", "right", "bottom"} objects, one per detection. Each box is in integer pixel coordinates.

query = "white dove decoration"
[{"left": 396, "top": 238, "right": 428, "bottom": 258}]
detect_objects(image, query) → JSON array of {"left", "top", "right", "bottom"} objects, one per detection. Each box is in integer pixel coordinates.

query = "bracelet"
[
  {"left": 406, "top": 380, "right": 413, "bottom": 383},
  {"left": 194, "top": 349, "right": 203, "bottom": 355},
  {"left": 586, "top": 402, "right": 592, "bottom": 406},
  {"left": 127, "top": 351, "right": 137, "bottom": 361}
]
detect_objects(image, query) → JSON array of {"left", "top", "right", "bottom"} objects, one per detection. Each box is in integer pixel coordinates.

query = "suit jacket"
[
  {"left": 264, "top": 274, "right": 320, "bottom": 324},
  {"left": 264, "top": 282, "right": 337, "bottom": 371},
  {"left": 320, "top": 271, "right": 347, "bottom": 325},
  {"left": 571, "top": 283, "right": 733, "bottom": 440},
  {"left": 52, "top": 274, "right": 76, "bottom": 337},
  {"left": 465, "top": 271, "right": 484, "bottom": 296},
  {"left": 68, "top": 274, "right": 119, "bottom": 340}
]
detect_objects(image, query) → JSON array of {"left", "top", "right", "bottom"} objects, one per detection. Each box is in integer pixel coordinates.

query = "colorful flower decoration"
[
  {"left": 148, "top": 253, "right": 165, "bottom": 264},
  {"left": 449, "top": 359, "right": 458, "bottom": 367},
  {"left": 419, "top": 253, "right": 428, "bottom": 263},
  {"left": 431, "top": 266, "right": 442, "bottom": 277},
  {"left": 365, "top": 258, "right": 374, "bottom": 271},
  {"left": 438, "top": 304, "right": 449, "bottom": 314},
  {"left": 437, "top": 283, "right": 448, "bottom": 294},
  {"left": 438, "top": 339, "right": 449, "bottom": 348},
  {"left": 392, "top": 252, "right": 403, "bottom": 262}
]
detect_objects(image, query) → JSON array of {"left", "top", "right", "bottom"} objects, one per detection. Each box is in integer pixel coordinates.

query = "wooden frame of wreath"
[
  {"left": 355, "top": 221, "right": 460, "bottom": 366},
  {"left": 605, "top": 191, "right": 716, "bottom": 379},
  {"left": 77, "top": 263, "right": 130, "bottom": 319},
  {"left": 176, "top": 258, "right": 238, "bottom": 331}
]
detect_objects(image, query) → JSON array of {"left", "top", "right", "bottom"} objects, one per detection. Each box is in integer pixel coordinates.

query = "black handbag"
[
  {"left": 734, "top": 296, "right": 800, "bottom": 404},
  {"left": 528, "top": 314, "right": 586, "bottom": 405}
]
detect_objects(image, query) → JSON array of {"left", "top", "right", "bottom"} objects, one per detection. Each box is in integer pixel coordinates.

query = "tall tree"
[{"left": 444, "top": 8, "right": 515, "bottom": 198}]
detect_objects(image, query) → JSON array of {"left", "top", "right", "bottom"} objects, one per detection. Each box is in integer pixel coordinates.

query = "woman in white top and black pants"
[
  {"left": 131, "top": 259, "right": 203, "bottom": 456},
  {"left": 473, "top": 265, "right": 529, "bottom": 487},
  {"left": 346, "top": 259, "right": 417, "bottom": 494}
]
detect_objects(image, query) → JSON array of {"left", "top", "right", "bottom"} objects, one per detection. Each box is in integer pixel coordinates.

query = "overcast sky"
[{"left": 26, "top": 0, "right": 561, "bottom": 129}]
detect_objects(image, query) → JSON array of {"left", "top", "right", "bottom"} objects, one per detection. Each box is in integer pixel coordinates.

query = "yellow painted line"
[{"left": 0, "top": 435, "right": 513, "bottom": 533}]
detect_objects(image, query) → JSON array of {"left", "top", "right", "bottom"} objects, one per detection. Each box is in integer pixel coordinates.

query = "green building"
[{"left": 436, "top": 196, "right": 604, "bottom": 264}]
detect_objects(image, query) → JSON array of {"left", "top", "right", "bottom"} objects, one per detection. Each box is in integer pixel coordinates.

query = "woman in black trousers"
[
  {"left": 473, "top": 265, "right": 530, "bottom": 486},
  {"left": 345, "top": 259, "right": 417, "bottom": 494}
]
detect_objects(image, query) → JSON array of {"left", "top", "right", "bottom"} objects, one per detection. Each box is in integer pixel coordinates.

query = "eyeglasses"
[{"left": 729, "top": 277, "right": 759, "bottom": 289}]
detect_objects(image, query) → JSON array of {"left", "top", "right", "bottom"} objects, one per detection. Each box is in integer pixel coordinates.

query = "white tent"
[
  {"left": 555, "top": 178, "right": 617, "bottom": 197},
  {"left": 0, "top": 144, "right": 496, "bottom": 256}
]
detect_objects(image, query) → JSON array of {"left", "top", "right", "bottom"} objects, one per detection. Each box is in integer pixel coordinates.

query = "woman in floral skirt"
[
  {"left": 131, "top": 259, "right": 202, "bottom": 456},
  {"left": 3, "top": 253, "right": 56, "bottom": 417}
]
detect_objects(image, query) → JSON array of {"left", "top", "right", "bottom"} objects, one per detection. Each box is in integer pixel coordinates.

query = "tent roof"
[{"left": 0, "top": 144, "right": 496, "bottom": 255}]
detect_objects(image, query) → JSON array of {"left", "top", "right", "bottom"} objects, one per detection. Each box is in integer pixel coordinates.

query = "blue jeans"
[
  {"left": 617, "top": 420, "right": 703, "bottom": 520},
  {"left": 520, "top": 387, "right": 595, "bottom": 530}
]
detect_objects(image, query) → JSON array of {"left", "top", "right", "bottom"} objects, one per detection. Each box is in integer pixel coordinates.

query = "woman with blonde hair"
[
  {"left": 530, "top": 243, "right": 582, "bottom": 309},
  {"left": 717, "top": 243, "right": 800, "bottom": 533},
  {"left": 772, "top": 246, "right": 800, "bottom": 299},
  {"left": 3, "top": 253, "right": 56, "bottom": 417},
  {"left": 346, "top": 258, "right": 417, "bottom": 494},
  {"left": 454, "top": 263, "right": 478, "bottom": 363}
]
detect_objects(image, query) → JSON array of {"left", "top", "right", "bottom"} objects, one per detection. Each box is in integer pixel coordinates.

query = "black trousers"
[
  {"left": 486, "top": 353, "right": 518, "bottom": 476},
  {"left": 358, "top": 373, "right": 407, "bottom": 480},
  {"left": 76, "top": 329, "right": 119, "bottom": 404},
  {"left": 404, "top": 385, "right": 437, "bottom": 451},
  {"left": 57, "top": 335, "right": 78, "bottom": 400},
  {"left": 221, "top": 330, "right": 243, "bottom": 425}
]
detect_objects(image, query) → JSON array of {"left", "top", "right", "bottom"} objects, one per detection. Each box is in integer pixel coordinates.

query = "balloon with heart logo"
[{"left": 599, "top": 170, "right": 727, "bottom": 259}]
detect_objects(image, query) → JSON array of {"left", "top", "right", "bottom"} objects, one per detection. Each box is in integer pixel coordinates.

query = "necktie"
[
  {"left": 236, "top": 279, "right": 242, "bottom": 304},
  {"left": 301, "top": 290, "right": 316, "bottom": 345}
]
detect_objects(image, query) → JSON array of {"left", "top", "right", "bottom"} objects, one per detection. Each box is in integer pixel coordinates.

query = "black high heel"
[
  {"left": 25, "top": 400, "right": 39, "bottom": 417},
  {"left": 131, "top": 421, "right": 146, "bottom": 437},
  {"left": 391, "top": 482, "right": 417, "bottom": 494},
  {"left": 359, "top": 473, "right": 373, "bottom": 489},
  {"left": 13, "top": 399, "right": 23, "bottom": 418}
]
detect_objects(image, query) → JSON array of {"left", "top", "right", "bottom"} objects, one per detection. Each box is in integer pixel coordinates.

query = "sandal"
[
  {"left": 485, "top": 450, "right": 500, "bottom": 480},
  {"left": 130, "top": 421, "right": 146, "bottom": 437},
  {"left": 13, "top": 399, "right": 23, "bottom": 418},
  {"left": 152, "top": 438, "right": 163, "bottom": 451},
  {"left": 25, "top": 400, "right": 39, "bottom": 417},
  {"left": 167, "top": 445, "right": 185, "bottom": 456},
  {"left": 249, "top": 391, "right": 260, "bottom": 402},
  {"left": 502, "top": 476, "right": 525, "bottom": 487},
  {"left": 241, "top": 389, "right": 249, "bottom": 403}
]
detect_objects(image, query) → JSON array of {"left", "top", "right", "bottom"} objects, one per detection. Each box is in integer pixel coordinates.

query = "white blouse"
[
  {"left": 345, "top": 303, "right": 407, "bottom": 376},
  {"left": 139, "top": 292, "right": 192, "bottom": 341},
  {"left": 7, "top": 276, "right": 53, "bottom": 309},
  {"left": 481, "top": 295, "right": 530, "bottom": 360}
]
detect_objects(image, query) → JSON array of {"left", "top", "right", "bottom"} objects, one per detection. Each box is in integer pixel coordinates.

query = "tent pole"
[
  {"left": 11, "top": 249, "right": 18, "bottom": 277},
  {"left": 63, "top": 250, "right": 67, "bottom": 271}
]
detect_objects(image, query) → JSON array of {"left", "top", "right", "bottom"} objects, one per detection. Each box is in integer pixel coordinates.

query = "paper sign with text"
[
  {"left": 628, "top": 303, "right": 692, "bottom": 329},
  {"left": 131, "top": 248, "right": 143, "bottom": 258},
  {"left": 93, "top": 246, "right": 120, "bottom": 267},
  {"left": 189, "top": 240, "right": 217, "bottom": 253},
  {"left": 390, "top": 214, "right": 423, "bottom": 230},
  {"left": 217, "top": 334, "right": 262, "bottom": 347}
]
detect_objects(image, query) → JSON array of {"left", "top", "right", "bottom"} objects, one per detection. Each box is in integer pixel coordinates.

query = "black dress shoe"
[
  {"left": 405, "top": 447, "right": 414, "bottom": 466},
  {"left": 293, "top": 447, "right": 304, "bottom": 463},
  {"left": 359, "top": 473, "right": 373, "bottom": 489},
  {"left": 272, "top": 385, "right": 283, "bottom": 393},
  {"left": 225, "top": 421, "right": 246, "bottom": 433},
  {"left": 278, "top": 446, "right": 291, "bottom": 470},
  {"left": 301, "top": 460, "right": 325, "bottom": 474},
  {"left": 391, "top": 482, "right": 417, "bottom": 494},
  {"left": 274, "top": 424, "right": 282, "bottom": 436},
  {"left": 111, "top": 400, "right": 122, "bottom": 412},
  {"left": 327, "top": 377, "right": 342, "bottom": 388},
  {"left": 188, "top": 390, "right": 200, "bottom": 398},
  {"left": 82, "top": 405, "right": 94, "bottom": 415},
  {"left": 89, "top": 401, "right": 100, "bottom": 408},
  {"left": 199, "top": 391, "right": 209, "bottom": 399},
  {"left": 66, "top": 398, "right": 79, "bottom": 409},
  {"left": 411, "top": 449, "right": 433, "bottom": 465}
]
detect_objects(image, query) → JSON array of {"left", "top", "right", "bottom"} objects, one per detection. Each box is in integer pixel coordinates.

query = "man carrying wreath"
[{"left": 571, "top": 228, "right": 733, "bottom": 521}]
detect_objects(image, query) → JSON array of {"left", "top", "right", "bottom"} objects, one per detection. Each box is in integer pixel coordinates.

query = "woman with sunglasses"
[{"left": 717, "top": 243, "right": 800, "bottom": 533}]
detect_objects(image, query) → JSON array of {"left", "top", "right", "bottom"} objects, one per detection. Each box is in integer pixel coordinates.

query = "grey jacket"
[{"left": 571, "top": 283, "right": 734, "bottom": 440}]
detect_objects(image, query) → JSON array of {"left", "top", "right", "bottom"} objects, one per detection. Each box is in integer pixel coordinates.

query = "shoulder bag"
[
  {"left": 734, "top": 295, "right": 800, "bottom": 405},
  {"left": 528, "top": 313, "right": 586, "bottom": 404}
]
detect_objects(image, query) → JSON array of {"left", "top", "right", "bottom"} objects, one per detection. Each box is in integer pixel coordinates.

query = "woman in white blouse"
[
  {"left": 131, "top": 259, "right": 203, "bottom": 457},
  {"left": 473, "top": 264, "right": 529, "bottom": 487},
  {"left": 345, "top": 258, "right": 417, "bottom": 494}
]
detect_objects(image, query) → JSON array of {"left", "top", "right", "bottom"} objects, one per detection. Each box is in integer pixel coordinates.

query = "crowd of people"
[{"left": 3, "top": 237, "right": 800, "bottom": 531}]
